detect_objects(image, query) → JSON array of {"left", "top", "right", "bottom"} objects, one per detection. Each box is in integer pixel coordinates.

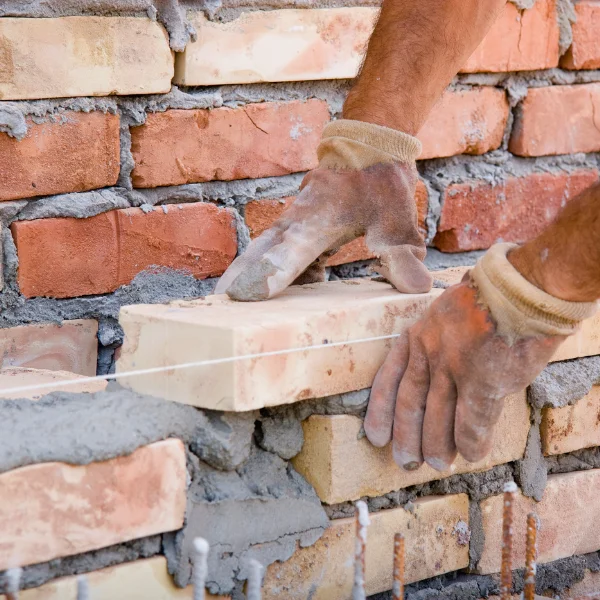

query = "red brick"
[
  {"left": 510, "top": 83, "right": 600, "bottom": 156},
  {"left": 131, "top": 100, "right": 329, "bottom": 188},
  {"left": 461, "top": 0, "right": 559, "bottom": 73},
  {"left": 418, "top": 88, "right": 509, "bottom": 160},
  {"left": 434, "top": 169, "right": 598, "bottom": 252},
  {"left": 12, "top": 203, "right": 237, "bottom": 299},
  {"left": 0, "top": 112, "right": 120, "bottom": 202},
  {"left": 562, "top": 0, "right": 600, "bottom": 70},
  {"left": 0, "top": 320, "right": 98, "bottom": 376},
  {"left": 244, "top": 181, "right": 428, "bottom": 265}
]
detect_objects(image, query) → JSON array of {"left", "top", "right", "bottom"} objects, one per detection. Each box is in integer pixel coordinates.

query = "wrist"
[{"left": 507, "top": 243, "right": 596, "bottom": 303}]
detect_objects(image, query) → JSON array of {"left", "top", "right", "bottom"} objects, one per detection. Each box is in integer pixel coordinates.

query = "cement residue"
[
  {"left": 556, "top": 0, "right": 577, "bottom": 56},
  {"left": 529, "top": 356, "right": 600, "bottom": 409},
  {"left": 0, "top": 386, "right": 255, "bottom": 473},
  {"left": 164, "top": 448, "right": 328, "bottom": 593},
  {"left": 424, "top": 248, "right": 483, "bottom": 272},
  {"left": 468, "top": 502, "right": 485, "bottom": 569},
  {"left": 257, "top": 415, "right": 304, "bottom": 460},
  {"left": 0, "top": 106, "right": 27, "bottom": 140},
  {"left": 0, "top": 536, "right": 161, "bottom": 594},
  {"left": 516, "top": 408, "right": 547, "bottom": 501}
]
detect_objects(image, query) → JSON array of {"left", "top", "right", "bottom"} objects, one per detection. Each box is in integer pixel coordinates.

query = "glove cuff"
[
  {"left": 470, "top": 242, "right": 597, "bottom": 342},
  {"left": 317, "top": 119, "right": 422, "bottom": 170}
]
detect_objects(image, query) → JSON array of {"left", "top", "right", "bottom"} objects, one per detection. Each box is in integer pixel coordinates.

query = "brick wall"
[{"left": 1, "top": 0, "right": 600, "bottom": 598}]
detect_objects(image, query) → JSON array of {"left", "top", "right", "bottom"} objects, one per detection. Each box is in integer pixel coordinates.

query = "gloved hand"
[
  {"left": 215, "top": 120, "right": 432, "bottom": 300},
  {"left": 364, "top": 243, "right": 597, "bottom": 471}
]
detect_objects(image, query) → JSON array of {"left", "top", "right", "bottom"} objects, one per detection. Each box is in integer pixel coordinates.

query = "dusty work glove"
[
  {"left": 364, "top": 243, "right": 597, "bottom": 471},
  {"left": 215, "top": 120, "right": 432, "bottom": 300}
]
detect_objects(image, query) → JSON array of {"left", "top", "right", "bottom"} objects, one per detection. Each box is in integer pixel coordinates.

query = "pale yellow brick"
[
  {"left": 175, "top": 9, "right": 377, "bottom": 86},
  {"left": 117, "top": 280, "right": 444, "bottom": 411},
  {"left": 262, "top": 494, "right": 470, "bottom": 599},
  {"left": 542, "top": 386, "right": 600, "bottom": 456},
  {"left": 19, "top": 557, "right": 228, "bottom": 600},
  {"left": 0, "top": 320, "right": 98, "bottom": 376},
  {"left": 478, "top": 470, "right": 600, "bottom": 574},
  {"left": 551, "top": 313, "right": 600, "bottom": 361},
  {"left": 0, "top": 439, "right": 186, "bottom": 570},
  {"left": 293, "top": 391, "right": 529, "bottom": 503},
  {"left": 0, "top": 17, "right": 173, "bottom": 100},
  {"left": 431, "top": 266, "right": 469, "bottom": 286},
  {"left": 0, "top": 367, "right": 106, "bottom": 400}
]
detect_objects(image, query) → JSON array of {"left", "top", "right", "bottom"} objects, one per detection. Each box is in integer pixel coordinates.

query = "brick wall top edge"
[{"left": 0, "top": 16, "right": 174, "bottom": 100}]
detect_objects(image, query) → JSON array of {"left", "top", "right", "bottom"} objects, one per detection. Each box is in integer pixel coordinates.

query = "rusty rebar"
[
  {"left": 353, "top": 500, "right": 370, "bottom": 600},
  {"left": 5, "top": 567, "right": 22, "bottom": 600},
  {"left": 500, "top": 481, "right": 517, "bottom": 600},
  {"left": 524, "top": 513, "right": 539, "bottom": 600},
  {"left": 392, "top": 533, "right": 405, "bottom": 600}
]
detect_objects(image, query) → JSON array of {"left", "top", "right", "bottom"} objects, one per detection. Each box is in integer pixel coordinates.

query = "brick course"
[
  {"left": 263, "top": 494, "right": 469, "bottom": 598},
  {"left": 131, "top": 101, "right": 330, "bottom": 188},
  {"left": 0, "top": 439, "right": 186, "bottom": 570},
  {"left": 0, "top": 113, "right": 120, "bottom": 202},
  {"left": 12, "top": 203, "right": 237, "bottom": 298},
  {"left": 434, "top": 169, "right": 598, "bottom": 252},
  {"left": 510, "top": 84, "right": 600, "bottom": 156}
]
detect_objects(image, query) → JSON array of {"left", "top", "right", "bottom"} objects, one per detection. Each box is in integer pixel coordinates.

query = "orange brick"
[
  {"left": 433, "top": 169, "right": 598, "bottom": 252},
  {"left": 244, "top": 180, "right": 428, "bottom": 266},
  {"left": 12, "top": 203, "right": 237, "bottom": 298},
  {"left": 0, "top": 113, "right": 120, "bottom": 202},
  {"left": 418, "top": 88, "right": 509, "bottom": 159},
  {"left": 0, "top": 439, "right": 187, "bottom": 570},
  {"left": 131, "top": 100, "right": 329, "bottom": 188},
  {"left": 562, "top": 0, "right": 600, "bottom": 70},
  {"left": 510, "top": 83, "right": 600, "bottom": 156},
  {"left": 0, "top": 320, "right": 98, "bottom": 376},
  {"left": 478, "top": 470, "right": 600, "bottom": 574},
  {"left": 461, "top": 0, "right": 559, "bottom": 73}
]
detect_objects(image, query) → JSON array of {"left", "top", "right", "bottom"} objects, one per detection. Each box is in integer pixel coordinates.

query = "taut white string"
[{"left": 0, "top": 333, "right": 401, "bottom": 398}]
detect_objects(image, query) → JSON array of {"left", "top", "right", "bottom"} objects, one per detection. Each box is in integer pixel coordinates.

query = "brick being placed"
[
  {"left": 0, "top": 17, "right": 173, "bottom": 100},
  {"left": 0, "top": 439, "right": 186, "bottom": 570},
  {"left": 116, "top": 279, "right": 445, "bottom": 411},
  {"left": 262, "top": 494, "right": 470, "bottom": 599}
]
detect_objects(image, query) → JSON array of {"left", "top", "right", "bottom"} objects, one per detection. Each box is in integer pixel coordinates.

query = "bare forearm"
[
  {"left": 509, "top": 181, "right": 600, "bottom": 303},
  {"left": 343, "top": 0, "right": 506, "bottom": 134}
]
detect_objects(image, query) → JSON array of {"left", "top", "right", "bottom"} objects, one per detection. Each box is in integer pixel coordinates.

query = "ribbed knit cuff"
[
  {"left": 317, "top": 119, "right": 422, "bottom": 170},
  {"left": 470, "top": 243, "right": 597, "bottom": 342}
]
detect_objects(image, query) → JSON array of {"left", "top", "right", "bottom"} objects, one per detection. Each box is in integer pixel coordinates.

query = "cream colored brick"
[
  {"left": 0, "top": 17, "right": 173, "bottom": 100},
  {"left": 0, "top": 320, "right": 98, "bottom": 376},
  {"left": 262, "top": 494, "right": 470, "bottom": 599},
  {"left": 541, "top": 386, "right": 600, "bottom": 456},
  {"left": 0, "top": 439, "right": 186, "bottom": 570},
  {"left": 0, "top": 367, "right": 106, "bottom": 400},
  {"left": 431, "top": 266, "right": 469, "bottom": 287},
  {"left": 563, "top": 569, "right": 600, "bottom": 599},
  {"left": 175, "top": 9, "right": 377, "bottom": 85},
  {"left": 552, "top": 313, "right": 600, "bottom": 361},
  {"left": 293, "top": 392, "right": 529, "bottom": 504},
  {"left": 478, "top": 470, "right": 600, "bottom": 574},
  {"left": 117, "top": 280, "right": 444, "bottom": 411},
  {"left": 20, "top": 557, "right": 228, "bottom": 600}
]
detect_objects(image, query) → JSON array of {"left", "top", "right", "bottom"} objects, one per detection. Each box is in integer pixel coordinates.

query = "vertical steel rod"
[
  {"left": 524, "top": 513, "right": 539, "bottom": 600},
  {"left": 353, "top": 500, "right": 370, "bottom": 600},
  {"left": 392, "top": 533, "right": 405, "bottom": 600},
  {"left": 501, "top": 481, "right": 517, "bottom": 600}
]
